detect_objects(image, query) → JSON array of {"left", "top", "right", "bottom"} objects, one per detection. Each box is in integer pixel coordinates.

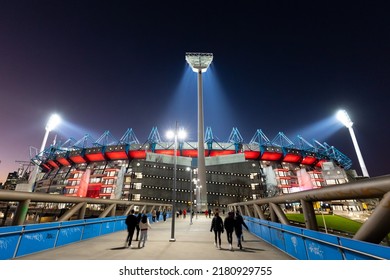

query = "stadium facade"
[{"left": 15, "top": 127, "right": 355, "bottom": 212}]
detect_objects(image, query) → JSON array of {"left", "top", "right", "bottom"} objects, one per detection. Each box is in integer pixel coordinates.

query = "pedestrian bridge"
[
  {"left": 1, "top": 212, "right": 389, "bottom": 260},
  {"left": 3, "top": 213, "right": 293, "bottom": 260},
  {"left": 1, "top": 175, "right": 390, "bottom": 260}
]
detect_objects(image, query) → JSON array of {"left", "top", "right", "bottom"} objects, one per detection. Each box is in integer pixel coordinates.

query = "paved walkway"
[{"left": 16, "top": 215, "right": 294, "bottom": 260}]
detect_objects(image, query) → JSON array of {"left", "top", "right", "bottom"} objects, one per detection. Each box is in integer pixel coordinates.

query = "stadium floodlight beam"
[
  {"left": 336, "top": 109, "right": 369, "bottom": 178},
  {"left": 28, "top": 113, "right": 62, "bottom": 192},
  {"left": 185, "top": 52, "right": 213, "bottom": 211}
]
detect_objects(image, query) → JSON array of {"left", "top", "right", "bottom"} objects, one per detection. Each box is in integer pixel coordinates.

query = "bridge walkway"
[{"left": 16, "top": 214, "right": 293, "bottom": 260}]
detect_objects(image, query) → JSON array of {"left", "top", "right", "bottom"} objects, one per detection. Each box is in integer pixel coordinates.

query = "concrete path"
[{"left": 16, "top": 215, "right": 294, "bottom": 260}]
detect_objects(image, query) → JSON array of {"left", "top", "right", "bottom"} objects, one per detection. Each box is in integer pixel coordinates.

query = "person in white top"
[{"left": 138, "top": 214, "right": 152, "bottom": 248}]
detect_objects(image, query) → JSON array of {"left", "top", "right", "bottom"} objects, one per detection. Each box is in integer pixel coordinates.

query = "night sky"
[{"left": 1, "top": 1, "right": 390, "bottom": 183}]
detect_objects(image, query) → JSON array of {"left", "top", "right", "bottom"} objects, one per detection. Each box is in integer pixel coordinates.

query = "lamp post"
[
  {"left": 28, "top": 113, "right": 61, "bottom": 192},
  {"left": 185, "top": 52, "right": 213, "bottom": 211},
  {"left": 336, "top": 109, "right": 369, "bottom": 177},
  {"left": 195, "top": 184, "right": 202, "bottom": 218},
  {"left": 166, "top": 123, "right": 186, "bottom": 242},
  {"left": 186, "top": 167, "right": 194, "bottom": 225}
]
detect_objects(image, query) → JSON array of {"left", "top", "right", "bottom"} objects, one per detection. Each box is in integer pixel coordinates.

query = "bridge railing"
[
  {"left": 229, "top": 175, "right": 390, "bottom": 245},
  {"left": 243, "top": 215, "right": 390, "bottom": 260},
  {"left": 0, "top": 212, "right": 172, "bottom": 260}
]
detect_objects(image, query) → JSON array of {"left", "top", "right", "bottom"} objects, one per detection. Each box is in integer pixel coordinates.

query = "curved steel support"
[
  {"left": 353, "top": 191, "right": 390, "bottom": 243},
  {"left": 300, "top": 200, "right": 318, "bottom": 231},
  {"left": 99, "top": 204, "right": 116, "bottom": 218},
  {"left": 253, "top": 204, "right": 266, "bottom": 220},
  {"left": 270, "top": 203, "right": 290, "bottom": 225},
  {"left": 58, "top": 202, "right": 86, "bottom": 222},
  {"left": 13, "top": 199, "right": 31, "bottom": 226}
]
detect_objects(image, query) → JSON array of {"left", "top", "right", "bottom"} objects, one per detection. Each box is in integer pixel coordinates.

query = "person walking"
[
  {"left": 138, "top": 214, "right": 152, "bottom": 248},
  {"left": 135, "top": 212, "right": 142, "bottom": 241},
  {"left": 182, "top": 209, "right": 187, "bottom": 219},
  {"left": 210, "top": 211, "right": 224, "bottom": 249},
  {"left": 234, "top": 211, "right": 249, "bottom": 250},
  {"left": 224, "top": 211, "right": 235, "bottom": 251},
  {"left": 156, "top": 210, "right": 161, "bottom": 222},
  {"left": 152, "top": 209, "right": 157, "bottom": 222},
  {"left": 162, "top": 209, "right": 167, "bottom": 222},
  {"left": 125, "top": 209, "right": 138, "bottom": 248}
]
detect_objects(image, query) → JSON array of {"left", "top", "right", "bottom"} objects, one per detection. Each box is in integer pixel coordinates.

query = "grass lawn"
[{"left": 285, "top": 213, "right": 363, "bottom": 234}]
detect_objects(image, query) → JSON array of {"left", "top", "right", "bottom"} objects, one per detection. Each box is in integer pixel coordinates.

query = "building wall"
[{"left": 33, "top": 154, "right": 350, "bottom": 212}]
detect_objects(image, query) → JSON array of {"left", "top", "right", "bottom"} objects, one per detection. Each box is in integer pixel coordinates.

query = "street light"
[
  {"left": 28, "top": 113, "right": 62, "bottom": 192},
  {"left": 195, "top": 184, "right": 202, "bottom": 219},
  {"left": 336, "top": 109, "right": 369, "bottom": 177},
  {"left": 186, "top": 167, "right": 195, "bottom": 225},
  {"left": 166, "top": 123, "right": 186, "bottom": 242},
  {"left": 185, "top": 52, "right": 213, "bottom": 211}
]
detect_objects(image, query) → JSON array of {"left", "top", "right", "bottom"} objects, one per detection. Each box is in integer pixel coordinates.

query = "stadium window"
[{"left": 338, "top": 178, "right": 347, "bottom": 184}]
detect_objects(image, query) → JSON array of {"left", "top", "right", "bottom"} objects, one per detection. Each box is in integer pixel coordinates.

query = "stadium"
[{"left": 18, "top": 125, "right": 356, "bottom": 212}]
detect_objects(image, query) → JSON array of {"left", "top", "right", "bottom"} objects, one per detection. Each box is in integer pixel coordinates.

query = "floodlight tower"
[
  {"left": 28, "top": 113, "right": 62, "bottom": 191},
  {"left": 185, "top": 52, "right": 213, "bottom": 211},
  {"left": 336, "top": 109, "right": 369, "bottom": 177}
]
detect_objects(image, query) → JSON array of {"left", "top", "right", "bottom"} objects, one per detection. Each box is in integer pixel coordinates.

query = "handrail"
[
  {"left": 245, "top": 217, "right": 386, "bottom": 260},
  {"left": 0, "top": 189, "right": 171, "bottom": 226},
  {"left": 228, "top": 175, "right": 390, "bottom": 244}
]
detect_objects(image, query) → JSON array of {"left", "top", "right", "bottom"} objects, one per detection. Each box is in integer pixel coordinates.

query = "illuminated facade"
[{"left": 31, "top": 127, "right": 354, "bottom": 211}]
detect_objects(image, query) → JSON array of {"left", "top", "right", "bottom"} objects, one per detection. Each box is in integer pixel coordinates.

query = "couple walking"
[
  {"left": 210, "top": 210, "right": 248, "bottom": 250},
  {"left": 125, "top": 209, "right": 152, "bottom": 249}
]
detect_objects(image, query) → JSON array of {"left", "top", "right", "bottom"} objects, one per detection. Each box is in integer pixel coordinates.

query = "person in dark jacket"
[
  {"left": 135, "top": 212, "right": 142, "bottom": 241},
  {"left": 125, "top": 209, "right": 138, "bottom": 248},
  {"left": 234, "top": 211, "right": 249, "bottom": 250},
  {"left": 162, "top": 209, "right": 167, "bottom": 222},
  {"left": 224, "top": 211, "right": 235, "bottom": 251},
  {"left": 210, "top": 211, "right": 224, "bottom": 249}
]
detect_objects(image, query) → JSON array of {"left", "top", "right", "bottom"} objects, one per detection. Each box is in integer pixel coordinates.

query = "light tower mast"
[{"left": 185, "top": 52, "right": 213, "bottom": 211}]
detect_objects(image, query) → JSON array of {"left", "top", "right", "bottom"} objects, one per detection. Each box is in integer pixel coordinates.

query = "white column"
[
  {"left": 197, "top": 69, "right": 207, "bottom": 211},
  {"left": 348, "top": 126, "right": 369, "bottom": 177}
]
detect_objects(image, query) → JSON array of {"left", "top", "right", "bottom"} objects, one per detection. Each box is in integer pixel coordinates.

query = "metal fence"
[
  {"left": 243, "top": 215, "right": 390, "bottom": 260},
  {"left": 0, "top": 212, "right": 172, "bottom": 260}
]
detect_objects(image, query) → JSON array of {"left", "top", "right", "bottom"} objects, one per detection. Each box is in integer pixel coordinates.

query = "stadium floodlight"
[
  {"left": 28, "top": 113, "right": 62, "bottom": 192},
  {"left": 166, "top": 123, "right": 186, "bottom": 242},
  {"left": 46, "top": 114, "right": 61, "bottom": 132},
  {"left": 336, "top": 109, "right": 369, "bottom": 177},
  {"left": 40, "top": 114, "right": 61, "bottom": 152},
  {"left": 336, "top": 109, "right": 353, "bottom": 128},
  {"left": 185, "top": 52, "right": 213, "bottom": 211},
  {"left": 185, "top": 52, "right": 213, "bottom": 73}
]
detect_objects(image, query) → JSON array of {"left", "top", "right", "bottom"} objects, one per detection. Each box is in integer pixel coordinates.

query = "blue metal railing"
[
  {"left": 1, "top": 213, "right": 388, "bottom": 260},
  {"left": 243, "top": 216, "right": 390, "bottom": 260},
  {"left": 0, "top": 212, "right": 172, "bottom": 260}
]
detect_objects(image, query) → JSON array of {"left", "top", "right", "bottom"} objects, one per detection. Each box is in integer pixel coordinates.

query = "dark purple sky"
[{"left": 1, "top": 1, "right": 390, "bottom": 183}]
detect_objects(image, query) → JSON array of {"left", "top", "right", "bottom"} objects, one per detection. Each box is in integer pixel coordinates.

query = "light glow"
[
  {"left": 166, "top": 128, "right": 187, "bottom": 140},
  {"left": 336, "top": 109, "right": 353, "bottom": 128},
  {"left": 46, "top": 114, "right": 61, "bottom": 132},
  {"left": 166, "top": 130, "right": 175, "bottom": 139}
]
